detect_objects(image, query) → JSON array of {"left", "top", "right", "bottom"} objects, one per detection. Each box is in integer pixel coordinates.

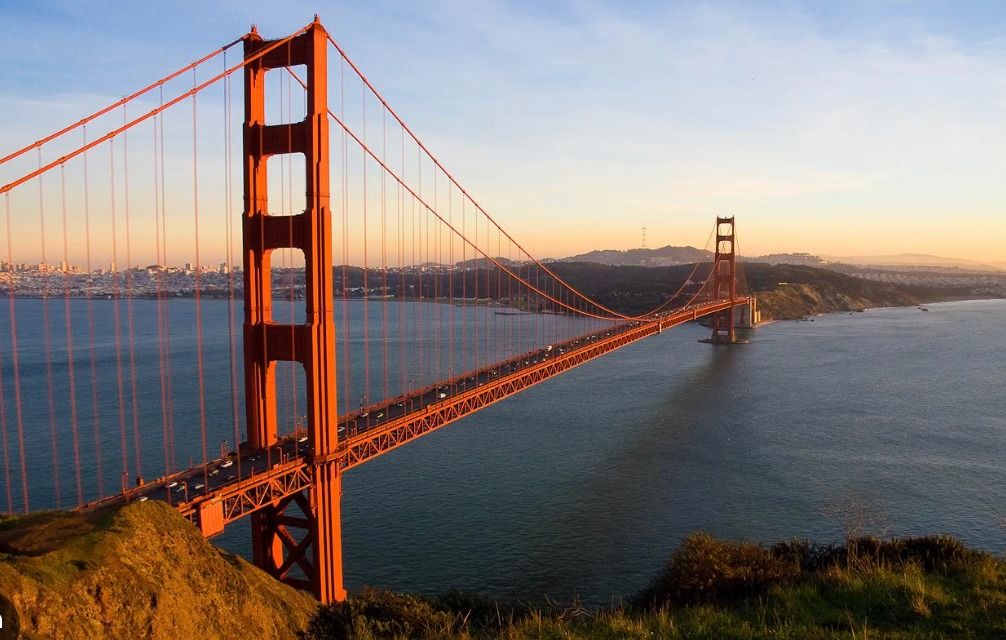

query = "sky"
[{"left": 1, "top": 0, "right": 1004, "bottom": 265}]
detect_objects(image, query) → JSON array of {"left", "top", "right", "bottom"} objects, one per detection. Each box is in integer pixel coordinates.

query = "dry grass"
[{"left": 303, "top": 534, "right": 1006, "bottom": 640}]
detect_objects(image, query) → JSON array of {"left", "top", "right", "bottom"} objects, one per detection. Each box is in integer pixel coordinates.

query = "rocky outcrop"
[{"left": 0, "top": 501, "right": 316, "bottom": 640}]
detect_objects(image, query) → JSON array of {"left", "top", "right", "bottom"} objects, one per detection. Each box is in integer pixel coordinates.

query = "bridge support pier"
[
  {"left": 708, "top": 216, "right": 739, "bottom": 345},
  {"left": 243, "top": 19, "right": 346, "bottom": 602}
]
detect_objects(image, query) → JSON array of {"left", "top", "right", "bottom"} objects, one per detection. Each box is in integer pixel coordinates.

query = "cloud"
[
  {"left": 2, "top": 1, "right": 1004, "bottom": 260},
  {"left": 366, "top": 1, "right": 1005, "bottom": 257}
]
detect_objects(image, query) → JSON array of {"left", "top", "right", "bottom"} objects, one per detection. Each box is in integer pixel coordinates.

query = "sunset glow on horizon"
[{"left": 1, "top": 1, "right": 1004, "bottom": 267}]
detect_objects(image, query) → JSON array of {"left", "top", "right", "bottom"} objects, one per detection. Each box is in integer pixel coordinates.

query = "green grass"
[{"left": 301, "top": 534, "right": 1006, "bottom": 639}]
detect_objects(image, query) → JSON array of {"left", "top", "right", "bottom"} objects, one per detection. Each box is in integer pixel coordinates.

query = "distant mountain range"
[
  {"left": 556, "top": 246, "right": 825, "bottom": 268},
  {"left": 552, "top": 247, "right": 1003, "bottom": 272},
  {"left": 557, "top": 245, "right": 713, "bottom": 267},
  {"left": 823, "top": 254, "right": 1003, "bottom": 271}
]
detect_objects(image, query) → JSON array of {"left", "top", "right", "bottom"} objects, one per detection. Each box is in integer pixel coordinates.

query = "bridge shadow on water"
[{"left": 506, "top": 343, "right": 752, "bottom": 605}]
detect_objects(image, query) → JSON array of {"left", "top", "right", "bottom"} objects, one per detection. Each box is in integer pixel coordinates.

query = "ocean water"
[
  {"left": 336, "top": 300, "right": 1006, "bottom": 604},
  {"left": 2, "top": 297, "right": 1004, "bottom": 605}
]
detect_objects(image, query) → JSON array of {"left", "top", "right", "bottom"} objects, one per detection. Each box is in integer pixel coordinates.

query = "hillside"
[
  {"left": 543, "top": 262, "right": 971, "bottom": 319},
  {"left": 0, "top": 501, "right": 316, "bottom": 639},
  {"left": 559, "top": 245, "right": 713, "bottom": 267},
  {"left": 739, "top": 263, "right": 959, "bottom": 320},
  {"left": 302, "top": 534, "right": 1006, "bottom": 639}
]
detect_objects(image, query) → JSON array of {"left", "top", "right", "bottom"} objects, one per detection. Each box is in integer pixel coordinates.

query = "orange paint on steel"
[
  {"left": 242, "top": 19, "right": 345, "bottom": 603},
  {"left": 710, "top": 217, "right": 738, "bottom": 343},
  {"left": 283, "top": 69, "right": 625, "bottom": 323},
  {"left": 177, "top": 297, "right": 748, "bottom": 531},
  {"left": 335, "top": 298, "right": 744, "bottom": 470},
  {"left": 0, "top": 38, "right": 243, "bottom": 168},
  {"left": 0, "top": 25, "right": 312, "bottom": 196},
  {"left": 324, "top": 34, "right": 637, "bottom": 321}
]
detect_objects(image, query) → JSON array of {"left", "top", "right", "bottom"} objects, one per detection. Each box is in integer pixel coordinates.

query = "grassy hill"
[
  {"left": 544, "top": 262, "right": 968, "bottom": 319},
  {"left": 0, "top": 501, "right": 316, "bottom": 639},
  {"left": 311, "top": 262, "right": 978, "bottom": 320},
  {"left": 2, "top": 500, "right": 1004, "bottom": 639},
  {"left": 739, "top": 263, "right": 955, "bottom": 320},
  {"left": 302, "top": 534, "right": 1006, "bottom": 639}
]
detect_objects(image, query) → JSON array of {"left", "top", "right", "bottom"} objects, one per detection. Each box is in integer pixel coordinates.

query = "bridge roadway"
[{"left": 80, "top": 297, "right": 748, "bottom": 533}]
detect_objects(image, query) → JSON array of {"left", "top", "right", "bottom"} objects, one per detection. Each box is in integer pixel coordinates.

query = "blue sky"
[{"left": 1, "top": 1, "right": 1004, "bottom": 263}]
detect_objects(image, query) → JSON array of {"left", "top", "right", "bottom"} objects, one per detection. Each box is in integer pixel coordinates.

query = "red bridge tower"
[
  {"left": 242, "top": 19, "right": 345, "bottom": 602},
  {"left": 709, "top": 216, "right": 738, "bottom": 344}
]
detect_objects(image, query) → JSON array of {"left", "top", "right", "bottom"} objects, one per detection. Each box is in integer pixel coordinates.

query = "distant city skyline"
[{"left": 1, "top": 1, "right": 1004, "bottom": 265}]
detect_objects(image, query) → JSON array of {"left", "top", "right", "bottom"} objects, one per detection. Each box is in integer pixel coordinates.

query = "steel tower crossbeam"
[{"left": 238, "top": 18, "right": 344, "bottom": 602}]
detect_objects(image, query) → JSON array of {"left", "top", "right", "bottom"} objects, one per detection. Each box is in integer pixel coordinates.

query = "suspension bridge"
[{"left": 0, "top": 18, "right": 752, "bottom": 602}]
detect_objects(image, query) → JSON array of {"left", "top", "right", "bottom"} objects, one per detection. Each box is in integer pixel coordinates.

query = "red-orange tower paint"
[
  {"left": 242, "top": 19, "right": 345, "bottom": 602},
  {"left": 710, "top": 216, "right": 737, "bottom": 343}
]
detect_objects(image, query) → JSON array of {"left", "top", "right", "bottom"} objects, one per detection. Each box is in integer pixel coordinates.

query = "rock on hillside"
[
  {"left": 740, "top": 263, "right": 948, "bottom": 320},
  {"left": 0, "top": 501, "right": 316, "bottom": 639},
  {"left": 755, "top": 282, "right": 919, "bottom": 321}
]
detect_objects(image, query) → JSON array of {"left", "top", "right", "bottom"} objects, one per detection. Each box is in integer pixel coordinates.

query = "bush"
[
  {"left": 299, "top": 588, "right": 459, "bottom": 640},
  {"left": 845, "top": 536, "right": 979, "bottom": 573},
  {"left": 773, "top": 535, "right": 980, "bottom": 574},
  {"left": 636, "top": 533, "right": 800, "bottom": 607},
  {"left": 432, "top": 589, "right": 531, "bottom": 632},
  {"left": 770, "top": 539, "right": 833, "bottom": 573}
]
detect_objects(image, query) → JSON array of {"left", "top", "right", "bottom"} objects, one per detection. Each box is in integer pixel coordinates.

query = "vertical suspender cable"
[
  {"left": 83, "top": 127, "right": 104, "bottom": 498},
  {"left": 448, "top": 178, "right": 454, "bottom": 388},
  {"left": 192, "top": 70, "right": 209, "bottom": 485},
  {"left": 417, "top": 149, "right": 424, "bottom": 389},
  {"left": 3, "top": 195, "right": 27, "bottom": 512},
  {"left": 473, "top": 206, "right": 479, "bottom": 370},
  {"left": 39, "top": 150, "right": 62, "bottom": 507},
  {"left": 153, "top": 115, "right": 170, "bottom": 478},
  {"left": 224, "top": 52, "right": 242, "bottom": 477},
  {"left": 381, "top": 108, "right": 389, "bottom": 404},
  {"left": 0, "top": 198, "right": 11, "bottom": 511},
  {"left": 109, "top": 137, "right": 129, "bottom": 492},
  {"left": 0, "top": 318, "right": 10, "bottom": 512},
  {"left": 59, "top": 164, "right": 83, "bottom": 507},
  {"left": 160, "top": 87, "right": 176, "bottom": 472},
  {"left": 123, "top": 106, "right": 142, "bottom": 485},
  {"left": 340, "top": 58, "right": 351, "bottom": 420},
  {"left": 461, "top": 196, "right": 467, "bottom": 373},
  {"left": 399, "top": 125, "right": 406, "bottom": 398},
  {"left": 362, "top": 81, "right": 370, "bottom": 415}
]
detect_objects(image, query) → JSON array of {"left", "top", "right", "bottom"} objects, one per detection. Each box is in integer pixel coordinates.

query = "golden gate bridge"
[{"left": 0, "top": 18, "right": 751, "bottom": 602}]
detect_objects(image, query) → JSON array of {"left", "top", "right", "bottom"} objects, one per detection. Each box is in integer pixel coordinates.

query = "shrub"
[
  {"left": 770, "top": 539, "right": 833, "bottom": 573},
  {"left": 772, "top": 535, "right": 981, "bottom": 576},
  {"left": 636, "top": 533, "right": 800, "bottom": 607},
  {"left": 432, "top": 589, "right": 531, "bottom": 632},
  {"left": 856, "top": 536, "right": 979, "bottom": 573},
  {"left": 299, "top": 587, "right": 459, "bottom": 640}
]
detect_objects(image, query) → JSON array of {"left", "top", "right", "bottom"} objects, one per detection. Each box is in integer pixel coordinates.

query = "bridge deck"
[{"left": 81, "top": 297, "right": 748, "bottom": 532}]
